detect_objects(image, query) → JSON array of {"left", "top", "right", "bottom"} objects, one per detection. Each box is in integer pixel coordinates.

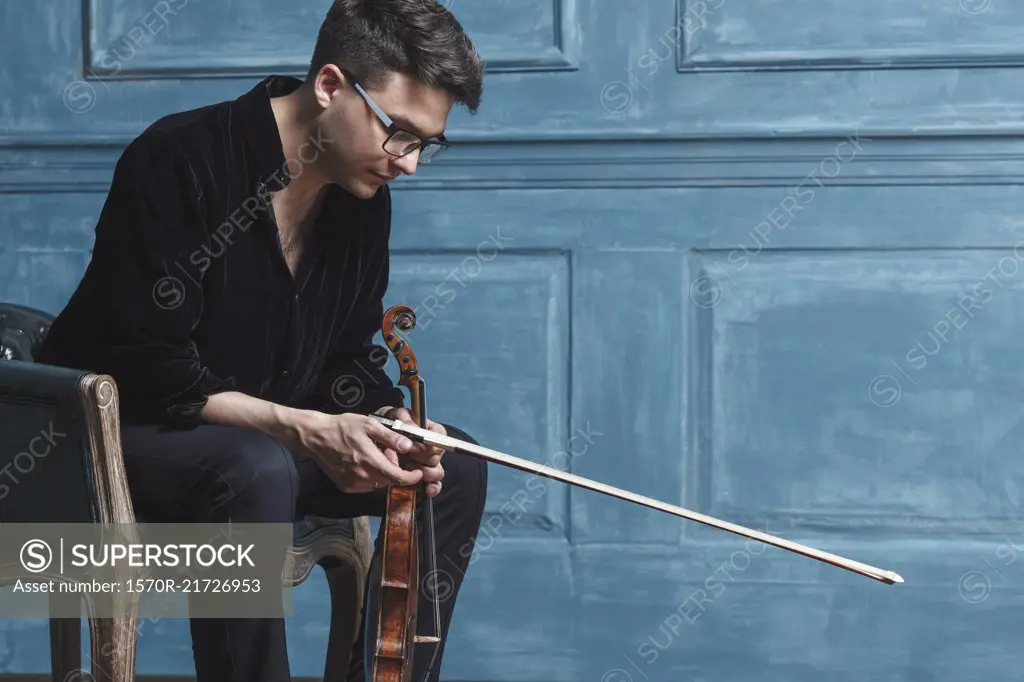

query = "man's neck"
[{"left": 269, "top": 86, "right": 329, "bottom": 204}]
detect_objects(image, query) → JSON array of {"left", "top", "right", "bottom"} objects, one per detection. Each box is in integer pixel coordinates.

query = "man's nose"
[{"left": 393, "top": 149, "right": 420, "bottom": 176}]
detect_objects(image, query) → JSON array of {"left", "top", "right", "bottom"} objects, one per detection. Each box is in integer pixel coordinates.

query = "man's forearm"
[{"left": 200, "top": 391, "right": 308, "bottom": 443}]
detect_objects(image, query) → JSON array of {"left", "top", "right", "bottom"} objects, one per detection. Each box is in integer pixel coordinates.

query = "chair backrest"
[
  {"left": 0, "top": 302, "right": 55, "bottom": 362},
  {"left": 0, "top": 302, "right": 117, "bottom": 524}
]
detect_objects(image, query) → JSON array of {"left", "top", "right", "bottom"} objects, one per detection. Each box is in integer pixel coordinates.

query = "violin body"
[{"left": 373, "top": 484, "right": 419, "bottom": 681}]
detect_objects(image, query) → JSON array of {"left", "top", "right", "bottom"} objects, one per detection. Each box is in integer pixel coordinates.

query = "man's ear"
[{"left": 312, "top": 64, "right": 346, "bottom": 108}]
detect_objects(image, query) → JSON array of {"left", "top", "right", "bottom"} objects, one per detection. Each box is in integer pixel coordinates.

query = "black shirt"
[{"left": 36, "top": 75, "right": 405, "bottom": 428}]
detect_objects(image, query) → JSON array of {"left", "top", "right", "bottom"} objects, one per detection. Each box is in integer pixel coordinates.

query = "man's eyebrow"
[{"left": 390, "top": 114, "right": 445, "bottom": 140}]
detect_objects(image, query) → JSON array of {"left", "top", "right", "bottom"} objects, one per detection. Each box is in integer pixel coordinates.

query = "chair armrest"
[{"left": 0, "top": 359, "right": 134, "bottom": 524}]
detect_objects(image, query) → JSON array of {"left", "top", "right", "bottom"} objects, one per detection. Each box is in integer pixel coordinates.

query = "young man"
[{"left": 35, "top": 1, "right": 487, "bottom": 680}]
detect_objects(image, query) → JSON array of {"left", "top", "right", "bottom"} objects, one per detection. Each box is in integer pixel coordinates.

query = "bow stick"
[{"left": 371, "top": 415, "right": 904, "bottom": 586}]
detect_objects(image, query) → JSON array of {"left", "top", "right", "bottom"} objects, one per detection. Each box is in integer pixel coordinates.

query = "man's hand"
[
  {"left": 200, "top": 393, "right": 446, "bottom": 496},
  {"left": 377, "top": 406, "right": 447, "bottom": 497},
  {"left": 284, "top": 411, "right": 444, "bottom": 495}
]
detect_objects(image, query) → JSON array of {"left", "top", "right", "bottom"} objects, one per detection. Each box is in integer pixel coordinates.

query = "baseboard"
[
  {"left": 0, "top": 676, "right": 495, "bottom": 682},
  {"left": 0, "top": 676, "right": 325, "bottom": 681}
]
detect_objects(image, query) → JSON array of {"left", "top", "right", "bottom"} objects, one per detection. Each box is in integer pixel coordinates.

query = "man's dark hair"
[{"left": 307, "top": 0, "right": 484, "bottom": 113}]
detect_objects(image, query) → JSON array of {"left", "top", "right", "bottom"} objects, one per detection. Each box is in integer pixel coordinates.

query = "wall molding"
[
  {"left": 84, "top": 0, "right": 578, "bottom": 79},
  {"left": 676, "top": 0, "right": 1024, "bottom": 72},
  {"left": 0, "top": 673, "right": 505, "bottom": 682},
  {"left": 678, "top": 51, "right": 1024, "bottom": 74},
  {"left": 4, "top": 133, "right": 1024, "bottom": 193},
  {"left": 0, "top": 672, "right": 540, "bottom": 682}
]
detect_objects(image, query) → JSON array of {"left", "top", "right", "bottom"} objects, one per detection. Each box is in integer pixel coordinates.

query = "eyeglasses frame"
[{"left": 342, "top": 69, "right": 449, "bottom": 164}]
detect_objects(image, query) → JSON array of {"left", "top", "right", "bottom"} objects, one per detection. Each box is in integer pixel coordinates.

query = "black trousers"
[{"left": 120, "top": 421, "right": 488, "bottom": 682}]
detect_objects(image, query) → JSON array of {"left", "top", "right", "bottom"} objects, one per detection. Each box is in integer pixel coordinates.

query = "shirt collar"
[{"left": 235, "top": 74, "right": 304, "bottom": 193}]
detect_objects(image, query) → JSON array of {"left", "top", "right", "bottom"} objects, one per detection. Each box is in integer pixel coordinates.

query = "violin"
[
  {"left": 370, "top": 304, "right": 441, "bottom": 682},
  {"left": 368, "top": 303, "right": 903, "bottom": 681}
]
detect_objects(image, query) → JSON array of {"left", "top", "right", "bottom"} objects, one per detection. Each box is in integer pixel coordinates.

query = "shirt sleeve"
[{"left": 80, "top": 135, "right": 237, "bottom": 428}]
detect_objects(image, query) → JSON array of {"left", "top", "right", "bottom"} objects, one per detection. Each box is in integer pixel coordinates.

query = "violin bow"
[{"left": 371, "top": 415, "right": 904, "bottom": 586}]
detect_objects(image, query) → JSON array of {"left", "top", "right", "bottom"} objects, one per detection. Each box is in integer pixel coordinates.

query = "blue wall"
[{"left": 3, "top": 0, "right": 1024, "bottom": 680}]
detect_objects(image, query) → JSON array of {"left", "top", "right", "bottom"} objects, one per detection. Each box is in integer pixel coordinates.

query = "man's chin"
[{"left": 338, "top": 177, "right": 381, "bottom": 199}]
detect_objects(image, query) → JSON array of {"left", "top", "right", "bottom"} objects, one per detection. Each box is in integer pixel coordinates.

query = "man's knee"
[
  {"left": 442, "top": 423, "right": 477, "bottom": 446},
  {"left": 438, "top": 423, "right": 488, "bottom": 508},
  {"left": 214, "top": 428, "right": 299, "bottom": 521},
  {"left": 440, "top": 424, "right": 486, "bottom": 476}
]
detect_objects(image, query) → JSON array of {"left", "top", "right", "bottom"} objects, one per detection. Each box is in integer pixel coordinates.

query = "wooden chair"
[{"left": 0, "top": 302, "right": 374, "bottom": 682}]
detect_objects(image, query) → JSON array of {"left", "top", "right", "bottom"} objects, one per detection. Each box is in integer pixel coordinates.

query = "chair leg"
[
  {"left": 322, "top": 558, "right": 366, "bottom": 681},
  {"left": 86, "top": 616, "right": 138, "bottom": 682},
  {"left": 83, "top": 581, "right": 140, "bottom": 682},
  {"left": 48, "top": 592, "right": 81, "bottom": 682}
]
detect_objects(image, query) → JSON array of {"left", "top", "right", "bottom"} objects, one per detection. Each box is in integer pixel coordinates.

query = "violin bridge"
[{"left": 413, "top": 636, "right": 441, "bottom": 644}]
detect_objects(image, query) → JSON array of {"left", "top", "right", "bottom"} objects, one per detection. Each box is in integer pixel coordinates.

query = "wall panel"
[
  {"left": 88, "top": 0, "right": 578, "bottom": 77},
  {"left": 2, "top": 1, "right": 1024, "bottom": 681}
]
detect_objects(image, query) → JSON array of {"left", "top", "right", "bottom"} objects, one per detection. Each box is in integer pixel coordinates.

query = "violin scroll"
[{"left": 381, "top": 305, "right": 424, "bottom": 425}]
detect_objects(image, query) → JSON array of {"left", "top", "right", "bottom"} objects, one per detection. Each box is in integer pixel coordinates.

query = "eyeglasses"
[{"left": 343, "top": 69, "right": 449, "bottom": 164}]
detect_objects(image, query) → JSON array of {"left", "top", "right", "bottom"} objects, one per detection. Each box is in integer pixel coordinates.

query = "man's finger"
[
  {"left": 392, "top": 410, "right": 438, "bottom": 454},
  {"left": 389, "top": 407, "right": 418, "bottom": 426},
  {"left": 366, "top": 417, "right": 414, "bottom": 453},
  {"left": 424, "top": 421, "right": 447, "bottom": 457},
  {"left": 373, "top": 414, "right": 440, "bottom": 461},
  {"left": 415, "top": 463, "right": 444, "bottom": 484},
  {"left": 402, "top": 448, "right": 442, "bottom": 467},
  {"left": 387, "top": 412, "right": 444, "bottom": 448},
  {"left": 369, "top": 446, "right": 424, "bottom": 486},
  {"left": 372, "top": 413, "right": 442, "bottom": 460}
]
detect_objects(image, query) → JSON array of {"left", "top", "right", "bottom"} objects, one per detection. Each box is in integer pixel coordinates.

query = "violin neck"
[{"left": 408, "top": 378, "right": 427, "bottom": 428}]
